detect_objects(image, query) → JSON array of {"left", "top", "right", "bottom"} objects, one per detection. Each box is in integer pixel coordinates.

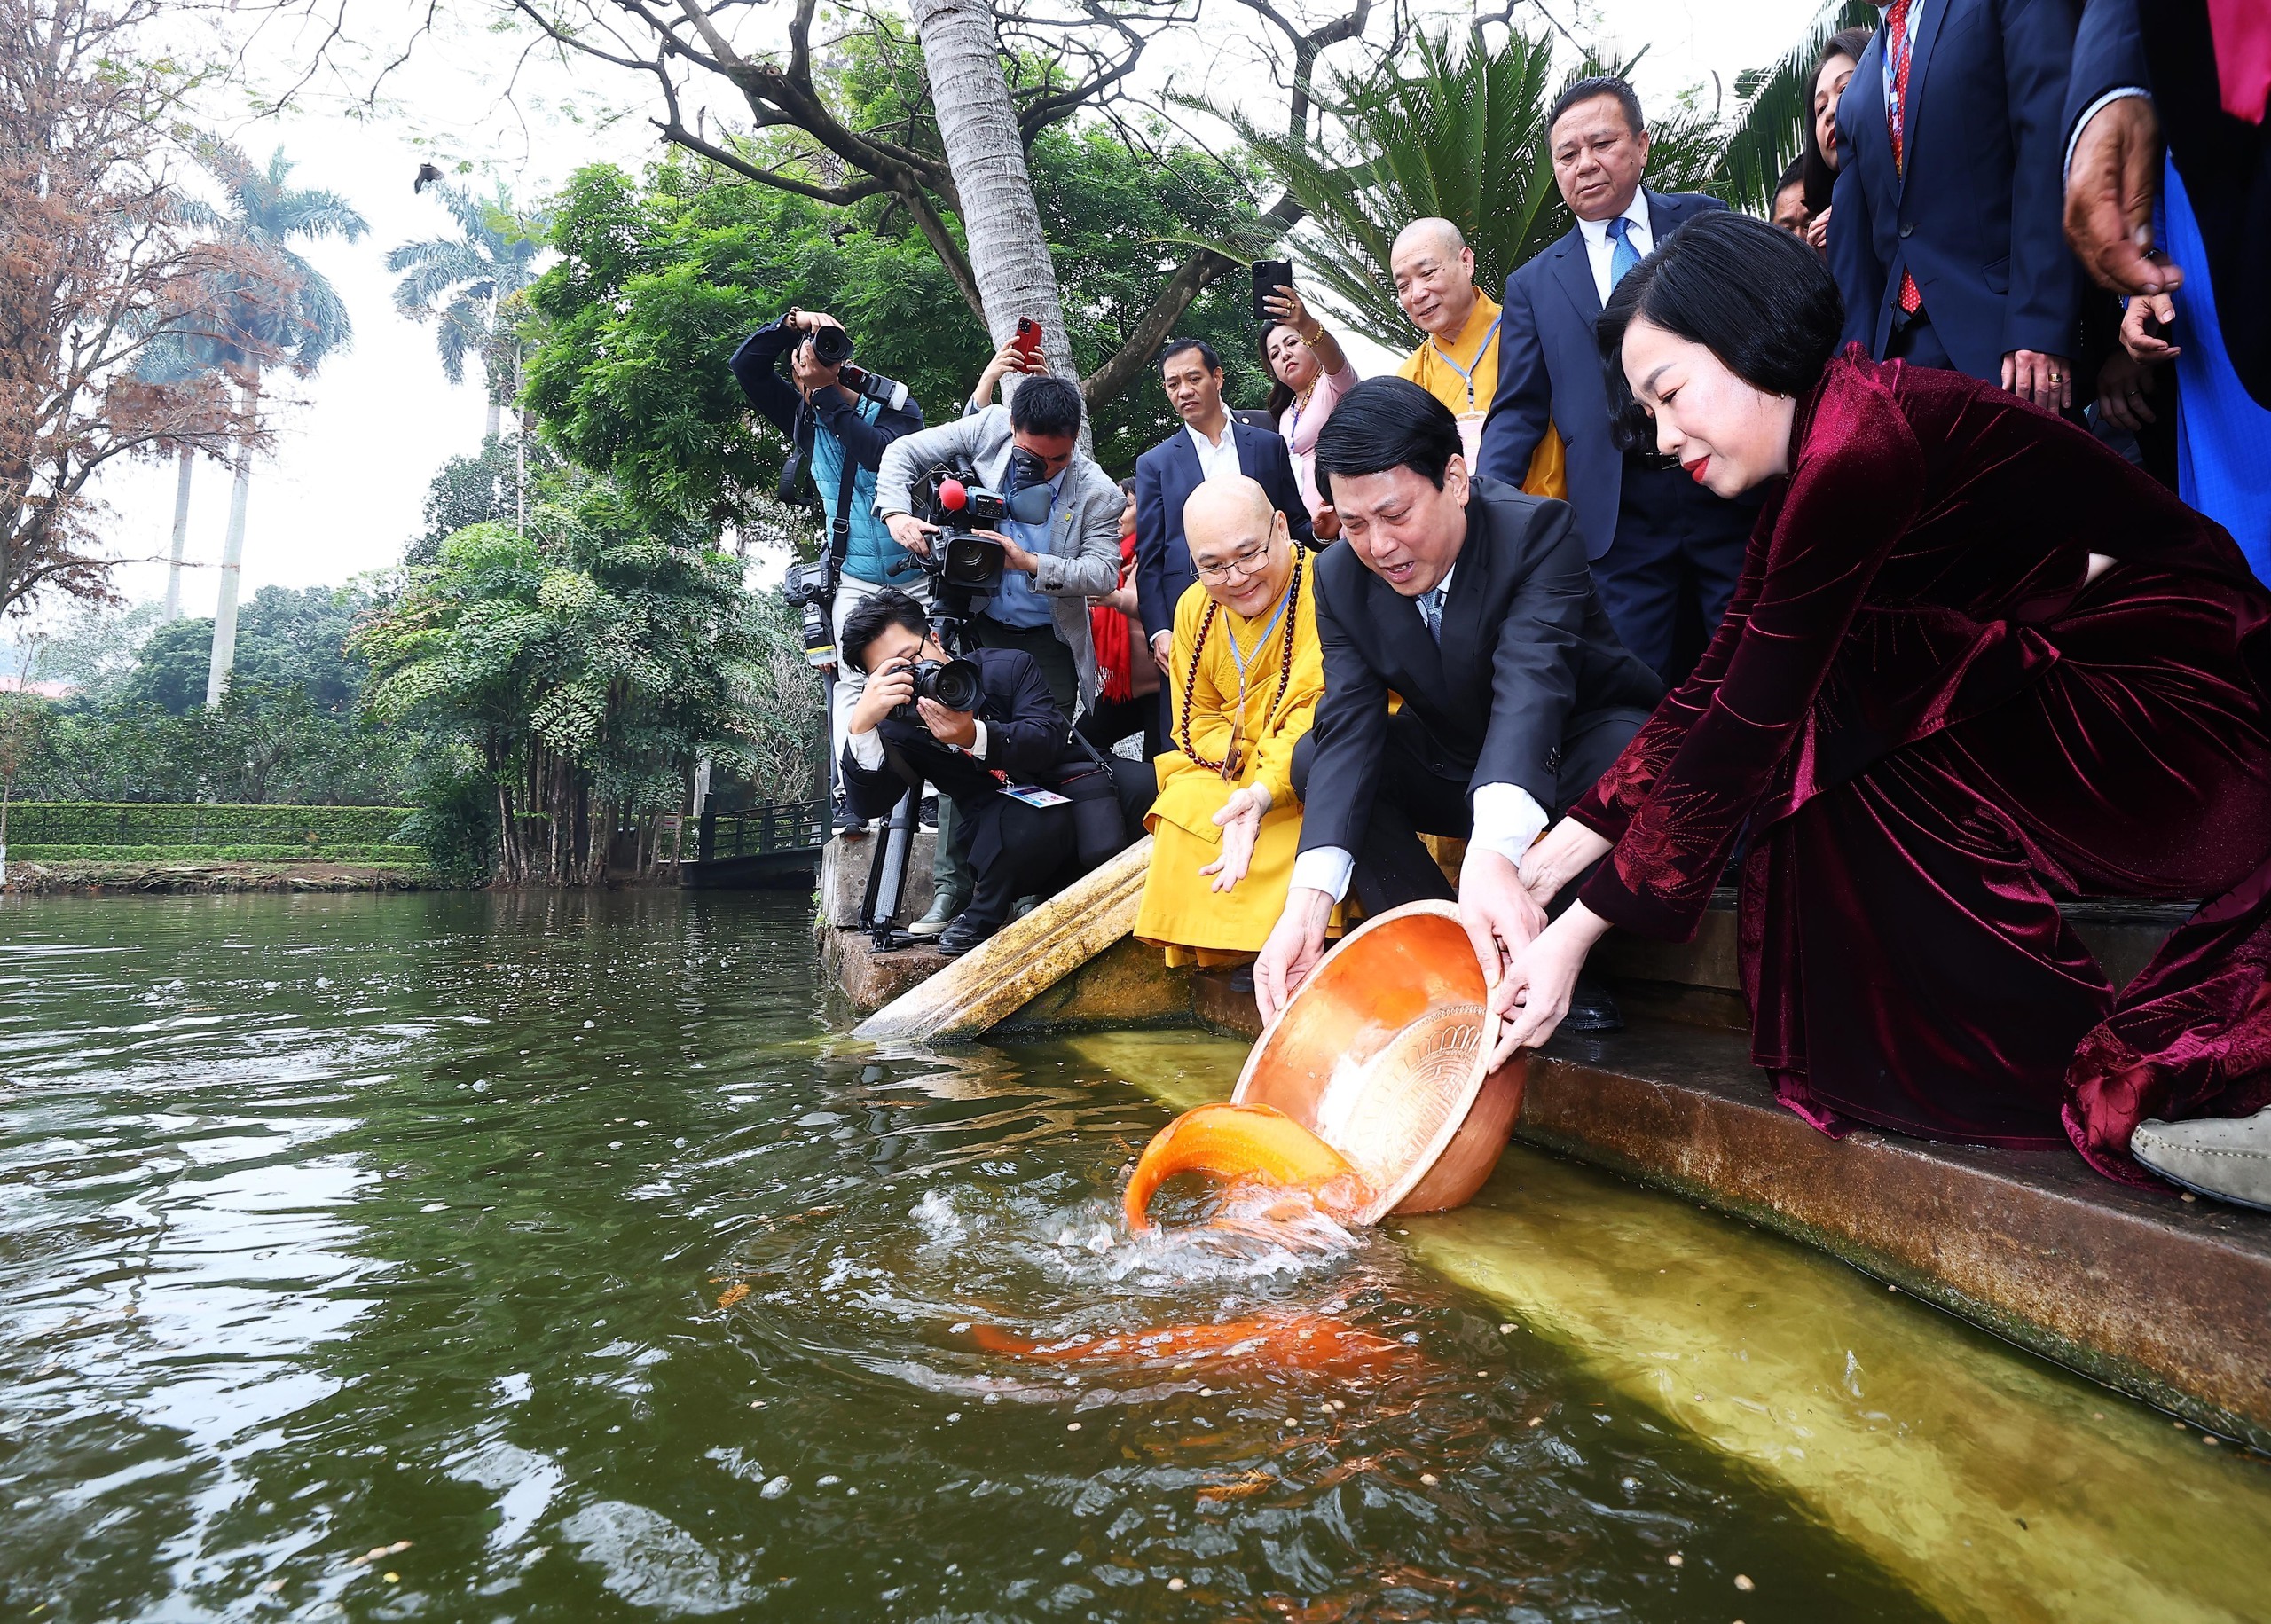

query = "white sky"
[{"left": 68, "top": 0, "right": 1819, "bottom": 625}]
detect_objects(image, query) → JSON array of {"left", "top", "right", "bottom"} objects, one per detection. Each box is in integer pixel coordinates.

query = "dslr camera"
[
  {"left": 803, "top": 324, "right": 912, "bottom": 414},
  {"left": 912, "top": 451, "right": 1055, "bottom": 594},
  {"left": 884, "top": 655, "right": 984, "bottom": 723},
  {"left": 779, "top": 558, "right": 837, "bottom": 669}
]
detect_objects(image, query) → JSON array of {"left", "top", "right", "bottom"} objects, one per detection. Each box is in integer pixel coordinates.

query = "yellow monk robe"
[
  {"left": 1135, "top": 558, "right": 1340, "bottom": 963},
  {"left": 1396, "top": 289, "right": 1567, "bottom": 500}
]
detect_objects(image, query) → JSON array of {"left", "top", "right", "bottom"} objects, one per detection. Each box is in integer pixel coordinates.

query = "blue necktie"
[
  {"left": 1606, "top": 216, "right": 1642, "bottom": 291},
  {"left": 1419, "top": 585, "right": 1445, "bottom": 643}
]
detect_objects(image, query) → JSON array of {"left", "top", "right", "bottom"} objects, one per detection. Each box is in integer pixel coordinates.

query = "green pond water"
[{"left": 2, "top": 891, "right": 2266, "bottom": 1623}]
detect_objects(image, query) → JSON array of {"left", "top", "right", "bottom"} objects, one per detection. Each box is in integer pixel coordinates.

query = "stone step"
[{"left": 1187, "top": 969, "right": 2271, "bottom": 1450}]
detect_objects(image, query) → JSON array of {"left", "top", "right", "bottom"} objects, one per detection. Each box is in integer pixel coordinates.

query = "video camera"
[
  {"left": 911, "top": 451, "right": 1054, "bottom": 596},
  {"left": 805, "top": 324, "right": 911, "bottom": 414}
]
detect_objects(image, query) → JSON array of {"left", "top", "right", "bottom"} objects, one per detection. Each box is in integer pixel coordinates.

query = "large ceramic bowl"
[{"left": 1230, "top": 900, "right": 1525, "bottom": 1225}]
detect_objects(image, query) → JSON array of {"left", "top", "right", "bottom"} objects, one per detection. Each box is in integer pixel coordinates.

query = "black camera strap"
[{"left": 778, "top": 401, "right": 860, "bottom": 579}]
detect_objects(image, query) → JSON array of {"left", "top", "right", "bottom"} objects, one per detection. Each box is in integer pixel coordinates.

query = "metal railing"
[{"left": 694, "top": 799, "right": 829, "bottom": 866}]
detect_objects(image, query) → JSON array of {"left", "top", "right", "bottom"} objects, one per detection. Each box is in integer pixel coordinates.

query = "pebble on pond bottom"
[
  {"left": 1166, "top": 1578, "right": 1185, "bottom": 1591},
  {"left": 1735, "top": 1573, "right": 1756, "bottom": 1591},
  {"left": 1666, "top": 1554, "right": 1684, "bottom": 1568},
  {"left": 1418, "top": 1473, "right": 1438, "bottom": 1486},
  {"left": 1066, "top": 1422, "right": 1081, "bottom": 1432}
]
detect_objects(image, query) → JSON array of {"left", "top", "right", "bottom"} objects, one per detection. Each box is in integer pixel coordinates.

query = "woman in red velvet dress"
[{"left": 1500, "top": 214, "right": 2271, "bottom": 1198}]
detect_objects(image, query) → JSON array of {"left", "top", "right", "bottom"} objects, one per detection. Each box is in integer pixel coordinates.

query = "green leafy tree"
[
  {"left": 387, "top": 183, "right": 549, "bottom": 440},
  {"left": 522, "top": 135, "right": 1269, "bottom": 539},
  {"left": 1222, "top": 23, "right": 1725, "bottom": 350},
  {"left": 356, "top": 477, "right": 815, "bottom": 885},
  {"left": 411, "top": 432, "right": 565, "bottom": 569},
  {"left": 190, "top": 140, "right": 369, "bottom": 707}
]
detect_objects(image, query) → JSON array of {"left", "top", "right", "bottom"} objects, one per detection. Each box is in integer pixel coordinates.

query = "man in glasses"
[{"left": 1132, "top": 477, "right": 1335, "bottom": 989}]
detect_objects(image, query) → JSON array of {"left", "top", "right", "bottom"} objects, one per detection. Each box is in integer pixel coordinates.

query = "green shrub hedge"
[
  {"left": 7, "top": 843, "right": 426, "bottom": 866},
  {"left": 3, "top": 803, "right": 413, "bottom": 850}
]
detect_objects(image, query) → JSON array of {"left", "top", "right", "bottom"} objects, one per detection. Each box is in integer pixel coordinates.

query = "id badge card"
[
  {"left": 1454, "top": 411, "right": 1486, "bottom": 467},
  {"left": 999, "top": 785, "right": 1071, "bottom": 808}
]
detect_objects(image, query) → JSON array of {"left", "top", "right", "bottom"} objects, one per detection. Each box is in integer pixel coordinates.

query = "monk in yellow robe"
[{"left": 1135, "top": 476, "right": 1338, "bottom": 971}]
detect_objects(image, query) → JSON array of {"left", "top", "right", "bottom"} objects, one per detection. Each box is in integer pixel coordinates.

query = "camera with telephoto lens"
[
  {"left": 912, "top": 451, "right": 1054, "bottom": 595},
  {"left": 800, "top": 322, "right": 910, "bottom": 412},
  {"left": 780, "top": 558, "right": 837, "bottom": 669},
  {"left": 888, "top": 655, "right": 983, "bottom": 723}
]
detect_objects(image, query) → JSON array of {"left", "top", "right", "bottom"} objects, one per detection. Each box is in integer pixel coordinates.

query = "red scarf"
[{"left": 1090, "top": 531, "right": 1136, "bottom": 702}]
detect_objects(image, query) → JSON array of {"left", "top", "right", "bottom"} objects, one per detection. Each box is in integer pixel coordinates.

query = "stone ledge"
[
  {"left": 1526, "top": 1019, "right": 2271, "bottom": 1450},
  {"left": 1184, "top": 970, "right": 2270, "bottom": 1448}
]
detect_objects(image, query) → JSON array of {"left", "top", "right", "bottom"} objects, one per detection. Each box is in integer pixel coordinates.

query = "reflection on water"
[{"left": 0, "top": 891, "right": 2255, "bottom": 1621}]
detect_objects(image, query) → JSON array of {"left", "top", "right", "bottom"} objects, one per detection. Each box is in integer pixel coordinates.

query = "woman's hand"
[
  {"left": 1516, "top": 819, "right": 1613, "bottom": 908},
  {"left": 1486, "top": 903, "right": 1614, "bottom": 1068},
  {"left": 1261, "top": 284, "right": 1310, "bottom": 333},
  {"left": 1200, "top": 784, "right": 1269, "bottom": 893},
  {"left": 1804, "top": 205, "right": 1832, "bottom": 254},
  {"left": 972, "top": 335, "right": 1042, "bottom": 406}
]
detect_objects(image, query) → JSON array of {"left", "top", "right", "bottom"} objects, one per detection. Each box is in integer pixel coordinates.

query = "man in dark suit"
[
  {"left": 1477, "top": 75, "right": 1757, "bottom": 687},
  {"left": 1254, "top": 379, "right": 1662, "bottom": 1029},
  {"left": 1135, "top": 339, "right": 1315, "bottom": 676},
  {"left": 838, "top": 590, "right": 1140, "bottom": 957},
  {"left": 1830, "top": 0, "right": 2081, "bottom": 410},
  {"left": 2063, "top": 0, "right": 2271, "bottom": 408}
]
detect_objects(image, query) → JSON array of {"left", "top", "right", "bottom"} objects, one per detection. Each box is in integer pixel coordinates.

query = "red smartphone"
[{"left": 1011, "top": 317, "right": 1042, "bottom": 359}]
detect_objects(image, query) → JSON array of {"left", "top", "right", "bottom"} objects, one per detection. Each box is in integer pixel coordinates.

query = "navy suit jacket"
[
  {"left": 1133, "top": 421, "right": 1315, "bottom": 643},
  {"left": 1830, "top": 0, "right": 2082, "bottom": 381},
  {"left": 1476, "top": 189, "right": 1726, "bottom": 561},
  {"left": 2063, "top": 0, "right": 2271, "bottom": 408}
]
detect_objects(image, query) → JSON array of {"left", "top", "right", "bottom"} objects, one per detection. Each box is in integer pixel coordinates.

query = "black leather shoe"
[
  {"left": 936, "top": 914, "right": 999, "bottom": 957},
  {"left": 1560, "top": 975, "right": 1623, "bottom": 1035}
]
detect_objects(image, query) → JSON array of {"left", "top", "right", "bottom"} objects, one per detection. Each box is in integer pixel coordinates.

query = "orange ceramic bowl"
[{"left": 1230, "top": 900, "right": 1525, "bottom": 1225}]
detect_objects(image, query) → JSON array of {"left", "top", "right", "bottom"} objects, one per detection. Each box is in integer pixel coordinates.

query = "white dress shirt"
[
  {"left": 848, "top": 718, "right": 986, "bottom": 772},
  {"left": 1185, "top": 419, "right": 1241, "bottom": 483},
  {"left": 1287, "top": 561, "right": 1551, "bottom": 902},
  {"left": 1577, "top": 191, "right": 1654, "bottom": 306}
]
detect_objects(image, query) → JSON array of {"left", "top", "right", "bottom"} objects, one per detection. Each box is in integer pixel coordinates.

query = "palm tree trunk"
[
  {"left": 485, "top": 395, "right": 502, "bottom": 443},
  {"left": 163, "top": 448, "right": 193, "bottom": 620},
  {"left": 909, "top": 0, "right": 1076, "bottom": 384},
  {"left": 205, "top": 373, "right": 260, "bottom": 709}
]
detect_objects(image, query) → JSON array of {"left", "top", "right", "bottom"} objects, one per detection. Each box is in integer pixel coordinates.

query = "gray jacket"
[{"left": 874, "top": 403, "right": 1121, "bottom": 704}]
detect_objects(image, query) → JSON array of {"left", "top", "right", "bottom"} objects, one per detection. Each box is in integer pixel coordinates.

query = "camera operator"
[
  {"left": 840, "top": 590, "right": 1144, "bottom": 957},
  {"left": 875, "top": 352, "right": 1123, "bottom": 935},
  {"left": 730, "top": 307, "right": 924, "bottom": 833}
]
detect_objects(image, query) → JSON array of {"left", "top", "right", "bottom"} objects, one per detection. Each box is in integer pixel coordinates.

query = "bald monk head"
[
  {"left": 1390, "top": 216, "right": 1479, "bottom": 341},
  {"left": 1183, "top": 475, "right": 1294, "bottom": 620}
]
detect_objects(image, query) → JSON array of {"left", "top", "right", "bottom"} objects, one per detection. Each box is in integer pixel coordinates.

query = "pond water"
[{"left": 2, "top": 891, "right": 2266, "bottom": 1623}]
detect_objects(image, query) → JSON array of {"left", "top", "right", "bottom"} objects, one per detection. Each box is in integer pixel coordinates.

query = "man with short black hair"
[
  {"left": 1134, "top": 338, "right": 1314, "bottom": 674},
  {"left": 1478, "top": 74, "right": 1758, "bottom": 688},
  {"left": 1254, "top": 378, "right": 1662, "bottom": 1028},
  {"left": 876, "top": 364, "right": 1125, "bottom": 936},
  {"left": 838, "top": 589, "right": 1139, "bottom": 957}
]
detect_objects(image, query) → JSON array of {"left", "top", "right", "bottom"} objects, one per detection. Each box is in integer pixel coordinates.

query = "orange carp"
[
  {"left": 1121, "top": 1102, "right": 1372, "bottom": 1233},
  {"left": 970, "top": 1313, "right": 1404, "bottom": 1377}
]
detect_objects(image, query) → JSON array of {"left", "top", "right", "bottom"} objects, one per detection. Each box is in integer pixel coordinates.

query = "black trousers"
[
  {"left": 1592, "top": 459, "right": 1751, "bottom": 691},
  {"left": 942, "top": 755, "right": 1157, "bottom": 929},
  {"left": 1076, "top": 691, "right": 1167, "bottom": 760},
  {"left": 1290, "top": 706, "right": 1650, "bottom": 918}
]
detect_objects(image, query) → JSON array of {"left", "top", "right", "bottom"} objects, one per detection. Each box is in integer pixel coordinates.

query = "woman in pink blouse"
[{"left": 1260, "top": 282, "right": 1360, "bottom": 539}]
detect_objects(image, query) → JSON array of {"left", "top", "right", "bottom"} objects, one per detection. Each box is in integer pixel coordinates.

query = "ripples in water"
[{"left": 0, "top": 891, "right": 1951, "bottom": 1620}]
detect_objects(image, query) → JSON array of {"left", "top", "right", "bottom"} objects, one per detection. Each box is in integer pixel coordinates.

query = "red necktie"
[{"left": 1886, "top": 0, "right": 1923, "bottom": 315}]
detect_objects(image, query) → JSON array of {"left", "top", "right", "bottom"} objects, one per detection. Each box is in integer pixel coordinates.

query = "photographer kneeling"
[
  {"left": 840, "top": 590, "right": 1146, "bottom": 958},
  {"left": 875, "top": 362, "right": 1123, "bottom": 935},
  {"left": 729, "top": 308, "right": 924, "bottom": 834}
]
